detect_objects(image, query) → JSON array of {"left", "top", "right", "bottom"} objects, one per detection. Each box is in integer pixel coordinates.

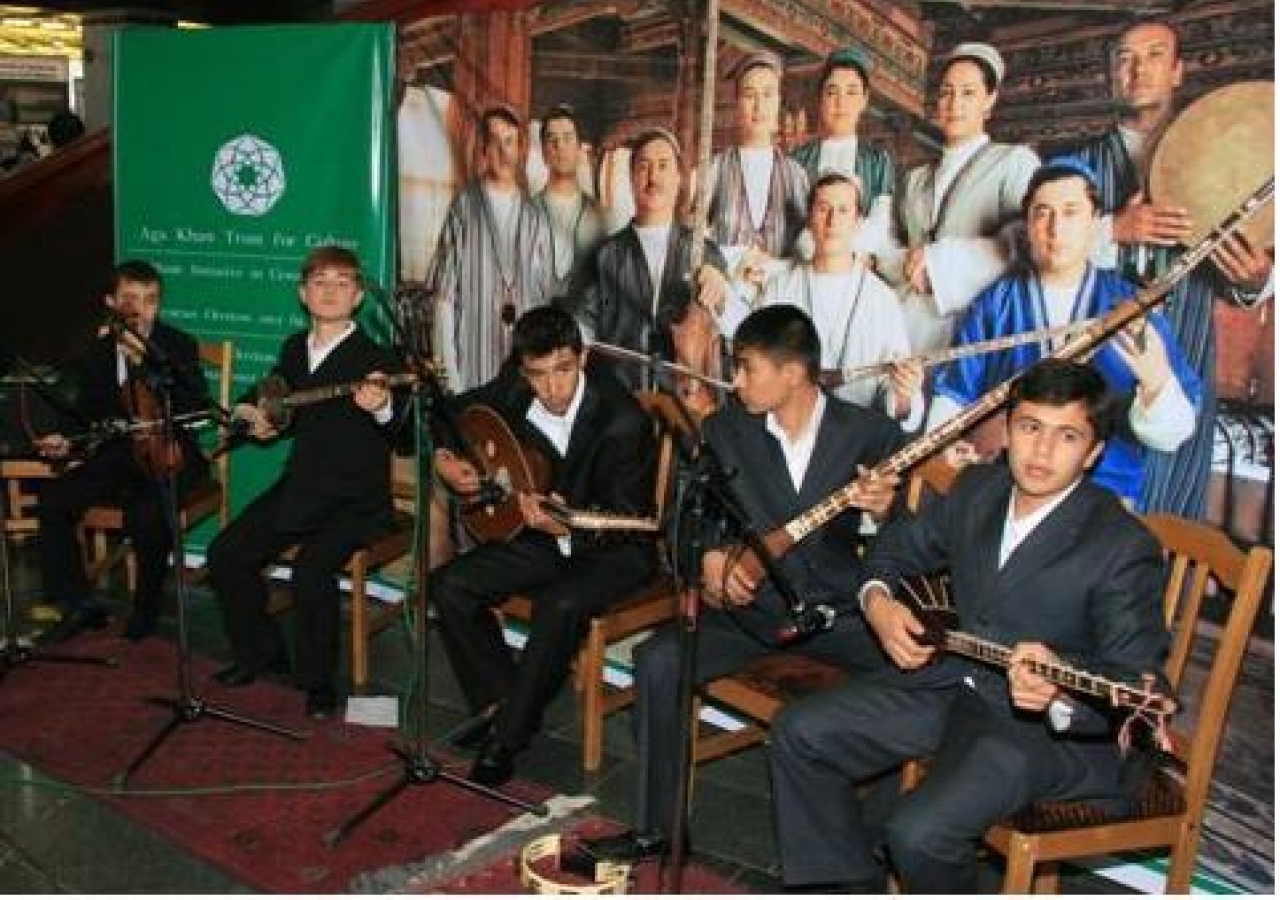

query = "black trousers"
[
  {"left": 206, "top": 483, "right": 369, "bottom": 690},
  {"left": 629, "top": 600, "right": 886, "bottom": 839},
  {"left": 38, "top": 440, "right": 206, "bottom": 615},
  {"left": 769, "top": 682, "right": 1125, "bottom": 892},
  {"left": 429, "top": 533, "right": 656, "bottom": 751}
]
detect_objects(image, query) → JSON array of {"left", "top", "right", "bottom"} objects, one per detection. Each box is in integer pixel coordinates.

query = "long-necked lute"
[
  {"left": 728, "top": 176, "right": 1275, "bottom": 586},
  {"left": 819, "top": 318, "right": 1100, "bottom": 388}
]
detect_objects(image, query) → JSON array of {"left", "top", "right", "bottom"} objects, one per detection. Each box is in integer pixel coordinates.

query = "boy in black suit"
[
  {"left": 207, "top": 246, "right": 404, "bottom": 719},
  {"left": 430, "top": 305, "right": 659, "bottom": 787},
  {"left": 37, "top": 260, "right": 211, "bottom": 643},
  {"left": 770, "top": 359, "right": 1170, "bottom": 892},
  {"left": 586, "top": 304, "right": 903, "bottom": 863}
]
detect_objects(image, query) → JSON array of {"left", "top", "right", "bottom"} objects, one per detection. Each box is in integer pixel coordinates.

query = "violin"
[{"left": 121, "top": 370, "right": 185, "bottom": 479}]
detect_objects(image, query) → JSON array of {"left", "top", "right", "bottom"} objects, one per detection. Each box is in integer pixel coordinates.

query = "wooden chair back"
[{"left": 982, "top": 516, "right": 1273, "bottom": 893}]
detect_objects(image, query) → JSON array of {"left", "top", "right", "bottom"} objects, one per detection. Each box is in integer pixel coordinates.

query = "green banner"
[{"left": 113, "top": 24, "right": 396, "bottom": 548}]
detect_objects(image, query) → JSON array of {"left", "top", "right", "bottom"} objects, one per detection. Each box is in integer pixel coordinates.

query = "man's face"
[
  {"left": 107, "top": 277, "right": 161, "bottom": 335},
  {"left": 1112, "top": 23, "right": 1183, "bottom": 114},
  {"left": 935, "top": 59, "right": 996, "bottom": 143},
  {"left": 1006, "top": 399, "right": 1104, "bottom": 503},
  {"left": 1026, "top": 176, "right": 1098, "bottom": 279},
  {"left": 298, "top": 265, "right": 363, "bottom": 325},
  {"left": 631, "top": 138, "right": 681, "bottom": 220},
  {"left": 521, "top": 346, "right": 583, "bottom": 416},
  {"left": 736, "top": 65, "right": 781, "bottom": 144},
  {"left": 541, "top": 117, "right": 581, "bottom": 180},
  {"left": 732, "top": 346, "right": 801, "bottom": 415},
  {"left": 818, "top": 66, "right": 868, "bottom": 138},
  {"left": 808, "top": 181, "right": 862, "bottom": 256},
  {"left": 482, "top": 117, "right": 522, "bottom": 180}
]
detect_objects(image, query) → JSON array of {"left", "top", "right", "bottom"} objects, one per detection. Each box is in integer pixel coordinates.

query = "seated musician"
[
  {"left": 929, "top": 157, "right": 1201, "bottom": 510},
  {"left": 568, "top": 127, "right": 731, "bottom": 404},
  {"left": 206, "top": 245, "right": 405, "bottom": 719},
  {"left": 768, "top": 359, "right": 1171, "bottom": 893},
  {"left": 36, "top": 260, "right": 211, "bottom": 644},
  {"left": 760, "top": 172, "right": 924, "bottom": 428},
  {"left": 584, "top": 304, "right": 903, "bottom": 863},
  {"left": 429, "top": 305, "right": 659, "bottom": 788}
]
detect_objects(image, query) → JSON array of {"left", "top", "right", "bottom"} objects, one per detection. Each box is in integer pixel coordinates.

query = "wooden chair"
[
  {"left": 271, "top": 470, "right": 416, "bottom": 691},
  {"left": 500, "top": 390, "right": 690, "bottom": 771},
  {"left": 979, "top": 515, "right": 1273, "bottom": 893},
  {"left": 692, "top": 454, "right": 961, "bottom": 765},
  {"left": 2, "top": 459, "right": 56, "bottom": 539},
  {"left": 81, "top": 340, "right": 234, "bottom": 588}
]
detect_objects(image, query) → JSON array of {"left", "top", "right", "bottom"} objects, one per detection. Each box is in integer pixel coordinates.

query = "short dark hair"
[
  {"left": 112, "top": 259, "right": 162, "bottom": 294},
  {"left": 540, "top": 103, "right": 580, "bottom": 144},
  {"left": 807, "top": 171, "right": 862, "bottom": 212},
  {"left": 47, "top": 109, "right": 84, "bottom": 148},
  {"left": 940, "top": 54, "right": 999, "bottom": 93},
  {"left": 733, "top": 306, "right": 821, "bottom": 382},
  {"left": 1008, "top": 359, "right": 1117, "bottom": 444},
  {"left": 512, "top": 305, "right": 583, "bottom": 360},
  {"left": 1113, "top": 17, "right": 1182, "bottom": 61},
  {"left": 301, "top": 245, "right": 363, "bottom": 284},
  {"left": 629, "top": 127, "right": 682, "bottom": 165},
  {"left": 1022, "top": 165, "right": 1101, "bottom": 217},
  {"left": 479, "top": 105, "right": 521, "bottom": 145}
]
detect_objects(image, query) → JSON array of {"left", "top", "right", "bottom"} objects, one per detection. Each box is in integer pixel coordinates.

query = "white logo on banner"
[{"left": 211, "top": 134, "right": 287, "bottom": 216}]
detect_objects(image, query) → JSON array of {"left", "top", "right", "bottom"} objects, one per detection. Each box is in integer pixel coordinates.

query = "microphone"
[{"left": 776, "top": 600, "right": 837, "bottom": 644}]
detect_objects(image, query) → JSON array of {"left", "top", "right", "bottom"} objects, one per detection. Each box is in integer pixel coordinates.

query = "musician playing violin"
[
  {"left": 206, "top": 245, "right": 405, "bottom": 720},
  {"left": 429, "top": 305, "right": 658, "bottom": 788},
  {"left": 36, "top": 260, "right": 211, "bottom": 644},
  {"left": 770, "top": 360, "right": 1171, "bottom": 893}
]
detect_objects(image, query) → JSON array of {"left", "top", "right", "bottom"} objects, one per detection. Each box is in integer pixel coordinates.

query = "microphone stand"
[
  {"left": 117, "top": 327, "right": 304, "bottom": 786},
  {"left": 328, "top": 286, "right": 546, "bottom": 847},
  {"left": 658, "top": 391, "right": 813, "bottom": 893}
]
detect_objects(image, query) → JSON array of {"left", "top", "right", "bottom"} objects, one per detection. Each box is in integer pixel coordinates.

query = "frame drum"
[{"left": 1149, "top": 81, "right": 1274, "bottom": 249}]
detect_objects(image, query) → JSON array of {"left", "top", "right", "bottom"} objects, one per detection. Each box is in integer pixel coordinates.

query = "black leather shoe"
[
  {"left": 212, "top": 655, "right": 289, "bottom": 687},
  {"left": 580, "top": 828, "right": 670, "bottom": 863},
  {"left": 468, "top": 737, "right": 515, "bottom": 787},
  {"left": 305, "top": 686, "right": 338, "bottom": 719},
  {"left": 40, "top": 605, "right": 109, "bottom": 645},
  {"left": 448, "top": 707, "right": 498, "bottom": 753}
]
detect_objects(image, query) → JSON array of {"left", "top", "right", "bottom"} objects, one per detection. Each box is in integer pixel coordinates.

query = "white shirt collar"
[
  {"left": 765, "top": 392, "right": 827, "bottom": 492},
  {"left": 307, "top": 322, "right": 356, "bottom": 373},
  {"left": 998, "top": 477, "right": 1083, "bottom": 569},
  {"left": 526, "top": 369, "right": 587, "bottom": 456}
]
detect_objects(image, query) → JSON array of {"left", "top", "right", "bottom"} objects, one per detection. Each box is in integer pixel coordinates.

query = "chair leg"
[
  {"left": 580, "top": 619, "right": 606, "bottom": 772},
  {"left": 1165, "top": 821, "right": 1199, "bottom": 893},
  {"left": 1001, "top": 836, "right": 1038, "bottom": 893},
  {"left": 349, "top": 552, "right": 369, "bottom": 691},
  {"left": 1032, "top": 863, "right": 1060, "bottom": 894}
]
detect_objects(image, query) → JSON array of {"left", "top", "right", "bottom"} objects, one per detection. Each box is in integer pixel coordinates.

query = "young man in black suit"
[
  {"left": 585, "top": 304, "right": 904, "bottom": 862},
  {"left": 206, "top": 245, "right": 404, "bottom": 719},
  {"left": 36, "top": 259, "right": 211, "bottom": 643},
  {"left": 430, "top": 305, "right": 659, "bottom": 788},
  {"left": 769, "top": 359, "right": 1170, "bottom": 893}
]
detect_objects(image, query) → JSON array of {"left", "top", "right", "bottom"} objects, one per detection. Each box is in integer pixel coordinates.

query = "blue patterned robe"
[{"left": 934, "top": 265, "right": 1202, "bottom": 509}]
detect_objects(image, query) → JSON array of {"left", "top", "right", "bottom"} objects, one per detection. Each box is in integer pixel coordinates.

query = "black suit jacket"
[
  {"left": 75, "top": 320, "right": 210, "bottom": 475},
  {"left": 703, "top": 393, "right": 904, "bottom": 621},
  {"left": 451, "top": 363, "right": 658, "bottom": 557},
  {"left": 866, "top": 463, "right": 1170, "bottom": 736},
  {"left": 245, "top": 327, "right": 406, "bottom": 539}
]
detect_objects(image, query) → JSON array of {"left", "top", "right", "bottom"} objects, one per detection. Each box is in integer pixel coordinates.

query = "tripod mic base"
[{"left": 327, "top": 742, "right": 549, "bottom": 848}]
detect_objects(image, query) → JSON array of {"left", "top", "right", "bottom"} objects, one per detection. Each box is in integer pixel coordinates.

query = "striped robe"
[
  {"left": 1070, "top": 126, "right": 1262, "bottom": 518},
  {"left": 430, "top": 180, "right": 555, "bottom": 391},
  {"left": 790, "top": 137, "right": 895, "bottom": 216},
  {"left": 707, "top": 147, "right": 809, "bottom": 257}
]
